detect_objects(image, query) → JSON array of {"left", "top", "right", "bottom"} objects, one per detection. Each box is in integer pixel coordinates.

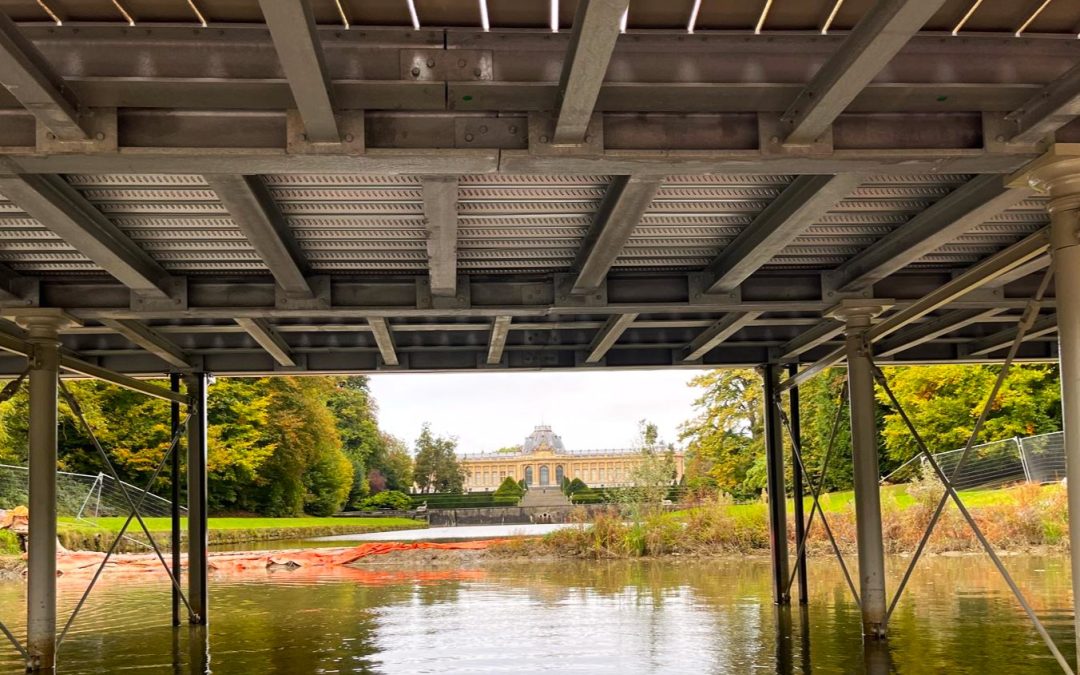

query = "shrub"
[
  {"left": 358, "top": 490, "right": 411, "bottom": 511},
  {"left": 493, "top": 476, "right": 524, "bottom": 505}
]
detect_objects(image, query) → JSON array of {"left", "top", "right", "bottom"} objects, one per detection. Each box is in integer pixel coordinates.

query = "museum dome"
[{"left": 522, "top": 425, "right": 566, "bottom": 454}]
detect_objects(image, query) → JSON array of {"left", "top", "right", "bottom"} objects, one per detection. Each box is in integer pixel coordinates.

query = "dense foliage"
[
  {"left": 0, "top": 375, "right": 415, "bottom": 517},
  {"left": 493, "top": 476, "right": 525, "bottom": 505},
  {"left": 680, "top": 364, "right": 1062, "bottom": 500},
  {"left": 412, "top": 424, "right": 468, "bottom": 493},
  {"left": 358, "top": 490, "right": 412, "bottom": 511}
]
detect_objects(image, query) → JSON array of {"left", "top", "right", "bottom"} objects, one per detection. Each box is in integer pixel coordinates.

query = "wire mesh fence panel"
[
  {"left": 921, "top": 438, "right": 1025, "bottom": 490},
  {"left": 1019, "top": 432, "right": 1067, "bottom": 484},
  {"left": 0, "top": 464, "right": 185, "bottom": 520}
]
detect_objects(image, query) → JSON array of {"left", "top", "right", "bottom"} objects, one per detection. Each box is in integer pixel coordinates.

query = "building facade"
[{"left": 460, "top": 425, "right": 685, "bottom": 492}]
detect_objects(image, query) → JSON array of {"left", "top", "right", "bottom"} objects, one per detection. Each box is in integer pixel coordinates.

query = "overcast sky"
[{"left": 368, "top": 370, "right": 705, "bottom": 455}]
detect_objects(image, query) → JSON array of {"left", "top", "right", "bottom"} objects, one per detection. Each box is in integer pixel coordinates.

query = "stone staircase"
[{"left": 518, "top": 486, "right": 572, "bottom": 508}]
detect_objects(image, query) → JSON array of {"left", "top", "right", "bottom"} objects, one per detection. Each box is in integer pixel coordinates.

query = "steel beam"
[
  {"left": 256, "top": 0, "right": 338, "bottom": 143},
  {"left": 762, "top": 363, "right": 789, "bottom": 605},
  {"left": 779, "top": 320, "right": 844, "bottom": 361},
  {"left": 24, "top": 315, "right": 61, "bottom": 671},
  {"left": 0, "top": 13, "right": 85, "bottom": 141},
  {"left": 586, "top": 313, "right": 637, "bottom": 363},
  {"left": 780, "top": 0, "right": 947, "bottom": 145},
  {"left": 99, "top": 319, "right": 190, "bottom": 370},
  {"left": 186, "top": 372, "right": 208, "bottom": 625},
  {"left": 1008, "top": 61, "right": 1080, "bottom": 145},
  {"left": 876, "top": 308, "right": 1004, "bottom": 358},
  {"left": 833, "top": 303, "right": 887, "bottom": 638},
  {"left": 204, "top": 175, "right": 313, "bottom": 300},
  {"left": 0, "top": 174, "right": 174, "bottom": 299},
  {"left": 486, "top": 315, "right": 511, "bottom": 365},
  {"left": 234, "top": 317, "right": 295, "bottom": 367},
  {"left": 703, "top": 174, "right": 861, "bottom": 293},
  {"left": 422, "top": 177, "right": 460, "bottom": 298},
  {"left": 553, "top": 0, "right": 630, "bottom": 145},
  {"left": 967, "top": 313, "right": 1057, "bottom": 356},
  {"left": 683, "top": 311, "right": 761, "bottom": 362},
  {"left": 571, "top": 176, "right": 662, "bottom": 294},
  {"left": 368, "top": 318, "right": 398, "bottom": 366},
  {"left": 833, "top": 176, "right": 1034, "bottom": 292}
]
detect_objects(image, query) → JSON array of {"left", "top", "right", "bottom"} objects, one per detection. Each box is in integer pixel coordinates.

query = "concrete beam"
[
  {"left": 683, "top": 311, "right": 761, "bottom": 361},
  {"left": 422, "top": 177, "right": 460, "bottom": 297},
  {"left": 571, "top": 176, "right": 662, "bottom": 294},
  {"left": 553, "top": 0, "right": 629, "bottom": 145},
  {"left": 780, "top": 0, "right": 947, "bottom": 145},
  {"left": 703, "top": 174, "right": 860, "bottom": 293},
  {"left": 256, "top": 0, "right": 338, "bottom": 142},
  {"left": 1008, "top": 61, "right": 1080, "bottom": 145},
  {"left": 0, "top": 13, "right": 86, "bottom": 141},
  {"left": 0, "top": 174, "right": 174, "bottom": 298},
  {"left": 204, "top": 175, "right": 313, "bottom": 300},
  {"left": 832, "top": 175, "right": 1033, "bottom": 292},
  {"left": 586, "top": 313, "right": 637, "bottom": 363},
  {"left": 368, "top": 318, "right": 398, "bottom": 366},
  {"left": 234, "top": 317, "right": 295, "bottom": 367},
  {"left": 99, "top": 318, "right": 191, "bottom": 370},
  {"left": 486, "top": 315, "right": 511, "bottom": 365}
]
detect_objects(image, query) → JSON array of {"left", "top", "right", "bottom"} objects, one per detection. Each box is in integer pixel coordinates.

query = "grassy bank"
[
  {"left": 57, "top": 516, "right": 424, "bottom": 553},
  {"left": 501, "top": 481, "right": 1069, "bottom": 559}
]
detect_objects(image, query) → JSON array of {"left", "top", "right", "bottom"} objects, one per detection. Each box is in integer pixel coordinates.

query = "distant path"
[{"left": 311, "top": 523, "right": 577, "bottom": 542}]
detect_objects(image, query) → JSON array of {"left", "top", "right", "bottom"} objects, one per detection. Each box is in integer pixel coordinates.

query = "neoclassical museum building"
[{"left": 460, "top": 425, "right": 686, "bottom": 492}]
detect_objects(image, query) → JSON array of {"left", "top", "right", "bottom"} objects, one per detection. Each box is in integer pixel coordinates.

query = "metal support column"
[
  {"left": 186, "top": 372, "right": 208, "bottom": 625},
  {"left": 829, "top": 300, "right": 889, "bottom": 638},
  {"left": 762, "top": 363, "right": 789, "bottom": 605},
  {"left": 787, "top": 363, "right": 809, "bottom": 605},
  {"left": 1011, "top": 146, "right": 1080, "bottom": 657},
  {"left": 170, "top": 372, "right": 182, "bottom": 627},
  {"left": 22, "top": 313, "right": 68, "bottom": 671}
]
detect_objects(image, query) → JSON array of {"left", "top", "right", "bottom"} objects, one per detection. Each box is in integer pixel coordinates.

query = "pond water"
[{"left": 0, "top": 554, "right": 1074, "bottom": 673}]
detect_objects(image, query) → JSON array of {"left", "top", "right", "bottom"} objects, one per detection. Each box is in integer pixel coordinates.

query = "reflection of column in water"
[
  {"left": 187, "top": 625, "right": 210, "bottom": 675},
  {"left": 774, "top": 605, "right": 793, "bottom": 675},
  {"left": 798, "top": 608, "right": 811, "bottom": 675},
  {"left": 863, "top": 638, "right": 893, "bottom": 675}
]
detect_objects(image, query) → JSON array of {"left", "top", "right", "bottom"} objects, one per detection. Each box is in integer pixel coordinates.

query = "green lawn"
[{"left": 58, "top": 516, "right": 422, "bottom": 534}]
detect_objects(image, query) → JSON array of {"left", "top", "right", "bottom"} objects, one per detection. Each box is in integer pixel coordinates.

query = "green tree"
[
  {"left": 493, "top": 476, "right": 525, "bottom": 505},
  {"left": 377, "top": 434, "right": 414, "bottom": 492},
  {"left": 412, "top": 424, "right": 467, "bottom": 493},
  {"left": 327, "top": 376, "right": 385, "bottom": 506}
]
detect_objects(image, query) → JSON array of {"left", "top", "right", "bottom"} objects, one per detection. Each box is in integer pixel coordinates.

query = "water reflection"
[{"left": 0, "top": 555, "right": 1071, "bottom": 673}]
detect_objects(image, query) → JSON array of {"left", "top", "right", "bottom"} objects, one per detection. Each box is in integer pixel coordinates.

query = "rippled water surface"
[{"left": 0, "top": 554, "right": 1074, "bottom": 673}]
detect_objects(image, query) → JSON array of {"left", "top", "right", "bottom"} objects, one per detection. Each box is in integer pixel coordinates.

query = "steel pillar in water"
[
  {"left": 186, "top": 372, "right": 209, "bottom": 624},
  {"left": 829, "top": 300, "right": 890, "bottom": 638},
  {"left": 762, "top": 363, "right": 789, "bottom": 604}
]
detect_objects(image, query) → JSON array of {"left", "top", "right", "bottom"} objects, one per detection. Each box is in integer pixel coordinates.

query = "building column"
[
  {"left": 787, "top": 363, "right": 809, "bottom": 605},
  {"left": 761, "top": 363, "right": 789, "bottom": 605},
  {"left": 186, "top": 372, "right": 209, "bottom": 624},
  {"left": 21, "top": 312, "right": 69, "bottom": 671},
  {"left": 828, "top": 300, "right": 890, "bottom": 638},
  {"left": 170, "top": 372, "right": 182, "bottom": 627},
  {"left": 1011, "top": 146, "right": 1080, "bottom": 654}
]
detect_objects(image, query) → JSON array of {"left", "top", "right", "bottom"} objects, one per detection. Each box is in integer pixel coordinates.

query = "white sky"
[{"left": 368, "top": 370, "right": 704, "bottom": 455}]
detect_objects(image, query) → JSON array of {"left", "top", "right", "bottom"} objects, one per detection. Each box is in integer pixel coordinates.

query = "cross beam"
[
  {"left": 968, "top": 313, "right": 1057, "bottom": 356},
  {"left": 256, "top": 0, "right": 338, "bottom": 143},
  {"left": 1007, "top": 61, "right": 1080, "bottom": 145},
  {"left": 875, "top": 308, "right": 1004, "bottom": 358},
  {"left": 99, "top": 319, "right": 191, "bottom": 370},
  {"left": 571, "top": 176, "right": 662, "bottom": 294},
  {"left": 487, "top": 316, "right": 511, "bottom": 365},
  {"left": 204, "top": 175, "right": 313, "bottom": 300},
  {"left": 586, "top": 313, "right": 638, "bottom": 364},
  {"left": 703, "top": 174, "right": 860, "bottom": 294},
  {"left": 235, "top": 318, "right": 295, "bottom": 367},
  {"left": 0, "top": 174, "right": 174, "bottom": 299},
  {"left": 683, "top": 311, "right": 762, "bottom": 362},
  {"left": 781, "top": 0, "right": 947, "bottom": 145},
  {"left": 0, "top": 13, "right": 85, "bottom": 141},
  {"left": 368, "top": 318, "right": 398, "bottom": 367},
  {"left": 778, "top": 320, "right": 844, "bottom": 361},
  {"left": 553, "top": 0, "right": 630, "bottom": 145},
  {"left": 832, "top": 175, "right": 1033, "bottom": 292},
  {"left": 422, "top": 177, "right": 460, "bottom": 298}
]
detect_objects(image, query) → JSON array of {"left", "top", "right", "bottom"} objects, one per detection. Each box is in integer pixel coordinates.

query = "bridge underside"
[{"left": 3, "top": 0, "right": 1080, "bottom": 671}]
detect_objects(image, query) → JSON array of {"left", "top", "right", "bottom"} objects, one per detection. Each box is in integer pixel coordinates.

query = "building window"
[
  {"left": 524, "top": 466, "right": 533, "bottom": 486},
  {"left": 539, "top": 465, "right": 550, "bottom": 486},
  {"left": 555, "top": 465, "right": 564, "bottom": 485}
]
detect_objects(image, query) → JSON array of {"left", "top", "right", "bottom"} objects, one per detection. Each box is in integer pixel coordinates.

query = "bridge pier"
[
  {"left": 830, "top": 300, "right": 889, "bottom": 638},
  {"left": 1011, "top": 146, "right": 1080, "bottom": 656},
  {"left": 762, "top": 363, "right": 789, "bottom": 604},
  {"left": 22, "top": 312, "right": 69, "bottom": 671},
  {"left": 186, "top": 372, "right": 209, "bottom": 625}
]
